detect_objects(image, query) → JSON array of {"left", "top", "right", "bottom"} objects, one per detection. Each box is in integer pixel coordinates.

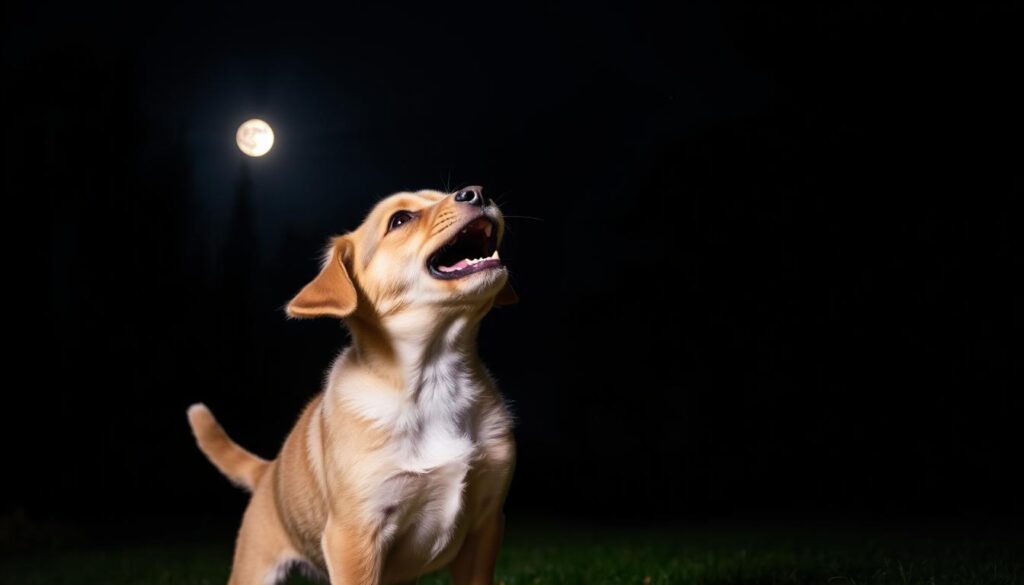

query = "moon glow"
[{"left": 236, "top": 119, "right": 274, "bottom": 157}]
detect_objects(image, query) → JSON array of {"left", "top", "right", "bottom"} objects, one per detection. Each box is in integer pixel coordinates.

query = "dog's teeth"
[{"left": 447, "top": 254, "right": 496, "bottom": 270}]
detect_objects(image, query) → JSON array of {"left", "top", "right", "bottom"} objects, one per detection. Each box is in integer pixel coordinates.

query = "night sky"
[{"left": 3, "top": 0, "right": 1021, "bottom": 545}]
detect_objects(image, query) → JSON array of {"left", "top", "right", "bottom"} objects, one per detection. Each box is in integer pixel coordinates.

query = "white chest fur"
[{"left": 332, "top": 349, "right": 492, "bottom": 577}]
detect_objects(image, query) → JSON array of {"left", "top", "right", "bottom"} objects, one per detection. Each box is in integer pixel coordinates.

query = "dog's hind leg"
[{"left": 226, "top": 465, "right": 299, "bottom": 585}]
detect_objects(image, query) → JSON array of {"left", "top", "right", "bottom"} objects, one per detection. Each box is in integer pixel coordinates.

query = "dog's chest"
[
  {"left": 382, "top": 423, "right": 476, "bottom": 570},
  {"left": 358, "top": 368, "right": 484, "bottom": 575}
]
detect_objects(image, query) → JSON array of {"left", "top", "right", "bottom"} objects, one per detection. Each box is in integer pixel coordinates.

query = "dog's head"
[{"left": 286, "top": 186, "right": 516, "bottom": 321}]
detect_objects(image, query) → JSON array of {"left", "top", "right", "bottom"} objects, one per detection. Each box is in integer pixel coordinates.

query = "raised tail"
[{"left": 187, "top": 403, "right": 269, "bottom": 491}]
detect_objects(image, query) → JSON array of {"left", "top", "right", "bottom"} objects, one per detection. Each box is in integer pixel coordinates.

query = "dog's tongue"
[{"left": 439, "top": 259, "right": 470, "bottom": 273}]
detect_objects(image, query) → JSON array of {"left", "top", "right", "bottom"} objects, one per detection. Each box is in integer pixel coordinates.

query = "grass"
[{"left": 2, "top": 523, "right": 1021, "bottom": 585}]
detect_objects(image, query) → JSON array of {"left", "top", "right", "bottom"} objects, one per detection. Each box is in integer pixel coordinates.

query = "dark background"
[{"left": 3, "top": 0, "right": 1021, "bottom": 546}]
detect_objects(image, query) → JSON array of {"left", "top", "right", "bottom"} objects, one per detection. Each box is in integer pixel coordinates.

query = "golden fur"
[{"left": 188, "top": 188, "right": 516, "bottom": 585}]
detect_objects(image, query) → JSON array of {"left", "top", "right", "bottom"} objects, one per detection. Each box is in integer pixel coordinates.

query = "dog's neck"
[{"left": 346, "top": 304, "right": 490, "bottom": 400}]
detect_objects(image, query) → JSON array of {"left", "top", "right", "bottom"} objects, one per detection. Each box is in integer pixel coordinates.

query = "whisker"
[
  {"left": 502, "top": 215, "right": 545, "bottom": 221},
  {"left": 438, "top": 169, "right": 454, "bottom": 193},
  {"left": 490, "top": 189, "right": 514, "bottom": 208}
]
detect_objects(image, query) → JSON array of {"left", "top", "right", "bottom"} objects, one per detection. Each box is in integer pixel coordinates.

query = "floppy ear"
[
  {"left": 286, "top": 236, "right": 358, "bottom": 319},
  {"left": 494, "top": 279, "right": 519, "bottom": 307}
]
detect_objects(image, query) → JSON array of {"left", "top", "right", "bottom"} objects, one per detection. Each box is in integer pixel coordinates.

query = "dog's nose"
[{"left": 454, "top": 186, "right": 484, "bottom": 206}]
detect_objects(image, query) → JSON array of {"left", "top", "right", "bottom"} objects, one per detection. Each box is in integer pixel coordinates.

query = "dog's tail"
[{"left": 187, "top": 403, "right": 269, "bottom": 492}]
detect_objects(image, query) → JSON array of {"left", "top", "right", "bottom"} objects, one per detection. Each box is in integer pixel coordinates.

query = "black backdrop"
[{"left": 4, "top": 1, "right": 1020, "bottom": 541}]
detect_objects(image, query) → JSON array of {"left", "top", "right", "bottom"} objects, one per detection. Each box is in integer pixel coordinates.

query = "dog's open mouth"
[{"left": 428, "top": 216, "right": 503, "bottom": 280}]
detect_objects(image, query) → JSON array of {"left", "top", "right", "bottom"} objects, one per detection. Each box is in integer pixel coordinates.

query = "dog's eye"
[{"left": 387, "top": 211, "right": 415, "bottom": 233}]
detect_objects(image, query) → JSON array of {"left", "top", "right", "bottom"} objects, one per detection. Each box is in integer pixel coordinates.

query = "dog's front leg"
[
  {"left": 321, "top": 517, "right": 384, "bottom": 585},
  {"left": 449, "top": 513, "right": 504, "bottom": 585}
]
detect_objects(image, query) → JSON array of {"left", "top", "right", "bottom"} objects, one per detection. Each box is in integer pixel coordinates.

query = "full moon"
[{"left": 236, "top": 119, "right": 274, "bottom": 157}]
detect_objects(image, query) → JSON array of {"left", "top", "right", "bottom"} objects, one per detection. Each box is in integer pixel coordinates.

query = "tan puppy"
[{"left": 187, "top": 186, "right": 517, "bottom": 585}]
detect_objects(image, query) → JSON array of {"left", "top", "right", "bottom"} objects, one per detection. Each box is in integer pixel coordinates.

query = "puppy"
[{"left": 187, "top": 186, "right": 517, "bottom": 585}]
